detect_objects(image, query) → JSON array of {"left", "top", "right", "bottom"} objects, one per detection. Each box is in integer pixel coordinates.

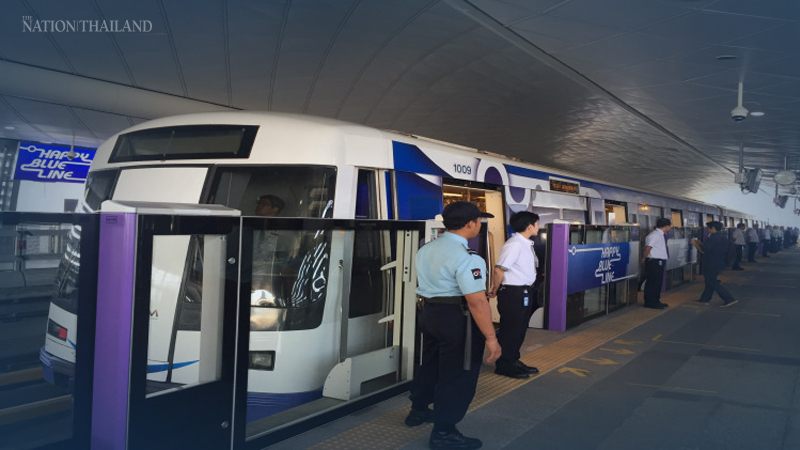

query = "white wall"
[{"left": 15, "top": 180, "right": 83, "bottom": 212}]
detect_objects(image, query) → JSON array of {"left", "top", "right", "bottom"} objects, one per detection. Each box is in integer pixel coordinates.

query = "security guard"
[{"left": 405, "top": 201, "right": 502, "bottom": 450}]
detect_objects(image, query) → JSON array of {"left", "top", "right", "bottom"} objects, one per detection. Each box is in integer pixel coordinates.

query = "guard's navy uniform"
[{"left": 410, "top": 231, "right": 488, "bottom": 428}]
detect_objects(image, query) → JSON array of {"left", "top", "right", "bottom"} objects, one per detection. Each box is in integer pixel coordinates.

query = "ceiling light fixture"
[
  {"left": 715, "top": 55, "right": 737, "bottom": 61},
  {"left": 4, "top": 126, "right": 15, "bottom": 130},
  {"left": 774, "top": 155, "right": 797, "bottom": 186},
  {"left": 750, "top": 111, "right": 765, "bottom": 117}
]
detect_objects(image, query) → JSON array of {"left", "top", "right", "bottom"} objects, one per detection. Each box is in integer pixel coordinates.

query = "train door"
[
  {"left": 442, "top": 183, "right": 505, "bottom": 320},
  {"left": 346, "top": 169, "right": 391, "bottom": 357}
]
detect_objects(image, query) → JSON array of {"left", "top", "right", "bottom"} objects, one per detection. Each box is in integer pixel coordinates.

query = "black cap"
[{"left": 442, "top": 201, "right": 494, "bottom": 223}]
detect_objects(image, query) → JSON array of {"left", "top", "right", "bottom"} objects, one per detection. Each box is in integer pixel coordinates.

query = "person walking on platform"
[
  {"left": 746, "top": 223, "right": 759, "bottom": 263},
  {"left": 640, "top": 218, "right": 672, "bottom": 309},
  {"left": 692, "top": 221, "right": 737, "bottom": 307},
  {"left": 405, "top": 201, "right": 501, "bottom": 450},
  {"left": 730, "top": 223, "right": 746, "bottom": 270},
  {"left": 761, "top": 225, "right": 771, "bottom": 258},
  {"left": 488, "top": 211, "right": 540, "bottom": 379}
]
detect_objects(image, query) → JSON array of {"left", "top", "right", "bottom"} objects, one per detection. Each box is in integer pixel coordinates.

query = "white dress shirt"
[
  {"left": 644, "top": 228, "right": 668, "bottom": 260},
  {"left": 495, "top": 232, "right": 538, "bottom": 285}
]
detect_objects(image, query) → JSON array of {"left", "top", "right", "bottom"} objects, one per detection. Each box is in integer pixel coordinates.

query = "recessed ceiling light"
[
  {"left": 750, "top": 111, "right": 765, "bottom": 117},
  {"left": 715, "top": 55, "right": 737, "bottom": 61},
  {"left": 4, "top": 126, "right": 15, "bottom": 130}
]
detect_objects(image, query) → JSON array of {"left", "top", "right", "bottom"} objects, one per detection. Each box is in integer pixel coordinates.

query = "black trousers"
[
  {"left": 732, "top": 245, "right": 743, "bottom": 268},
  {"left": 409, "top": 303, "right": 485, "bottom": 427},
  {"left": 496, "top": 285, "right": 535, "bottom": 367},
  {"left": 747, "top": 243, "right": 758, "bottom": 262},
  {"left": 700, "top": 269, "right": 734, "bottom": 303},
  {"left": 643, "top": 259, "right": 665, "bottom": 307},
  {"left": 762, "top": 241, "right": 771, "bottom": 256}
]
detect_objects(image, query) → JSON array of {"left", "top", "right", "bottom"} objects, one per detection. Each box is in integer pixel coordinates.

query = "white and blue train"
[{"left": 41, "top": 111, "right": 752, "bottom": 420}]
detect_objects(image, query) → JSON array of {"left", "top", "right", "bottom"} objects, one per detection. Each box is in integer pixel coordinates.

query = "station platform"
[{"left": 269, "top": 246, "right": 800, "bottom": 450}]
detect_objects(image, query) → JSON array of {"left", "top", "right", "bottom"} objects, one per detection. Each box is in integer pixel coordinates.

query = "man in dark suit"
[{"left": 691, "top": 221, "right": 737, "bottom": 307}]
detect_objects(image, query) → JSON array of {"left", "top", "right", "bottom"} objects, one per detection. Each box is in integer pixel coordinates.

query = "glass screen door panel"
[{"left": 128, "top": 218, "right": 240, "bottom": 450}]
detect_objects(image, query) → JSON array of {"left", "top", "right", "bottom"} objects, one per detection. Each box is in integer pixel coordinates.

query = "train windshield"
[
  {"left": 109, "top": 125, "right": 258, "bottom": 163},
  {"left": 206, "top": 166, "right": 336, "bottom": 331},
  {"left": 51, "top": 169, "right": 118, "bottom": 314}
]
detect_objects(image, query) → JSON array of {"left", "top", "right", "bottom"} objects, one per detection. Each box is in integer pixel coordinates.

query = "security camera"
[{"left": 731, "top": 105, "right": 748, "bottom": 122}]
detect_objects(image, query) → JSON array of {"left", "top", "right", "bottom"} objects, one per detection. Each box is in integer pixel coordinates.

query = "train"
[{"left": 41, "top": 111, "right": 754, "bottom": 421}]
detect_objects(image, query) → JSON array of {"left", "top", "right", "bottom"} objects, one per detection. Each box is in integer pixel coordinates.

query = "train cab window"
[
  {"left": 209, "top": 166, "right": 336, "bottom": 218},
  {"left": 208, "top": 166, "right": 336, "bottom": 331},
  {"left": 84, "top": 169, "right": 119, "bottom": 211}
]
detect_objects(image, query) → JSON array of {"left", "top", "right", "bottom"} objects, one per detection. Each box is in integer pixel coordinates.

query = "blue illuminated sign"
[
  {"left": 14, "top": 142, "right": 96, "bottom": 184},
  {"left": 566, "top": 242, "right": 639, "bottom": 294}
]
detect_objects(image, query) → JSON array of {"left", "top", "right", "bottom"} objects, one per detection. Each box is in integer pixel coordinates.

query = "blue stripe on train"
[
  {"left": 392, "top": 141, "right": 449, "bottom": 177},
  {"left": 146, "top": 360, "right": 199, "bottom": 374},
  {"left": 246, "top": 389, "right": 324, "bottom": 422}
]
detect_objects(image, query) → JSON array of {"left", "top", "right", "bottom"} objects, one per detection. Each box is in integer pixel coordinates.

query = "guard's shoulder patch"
[
  {"left": 471, "top": 268, "right": 482, "bottom": 280},
  {"left": 467, "top": 249, "right": 478, "bottom": 255}
]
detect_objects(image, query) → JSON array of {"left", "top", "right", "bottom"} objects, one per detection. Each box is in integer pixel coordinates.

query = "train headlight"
[
  {"left": 249, "top": 351, "right": 275, "bottom": 371},
  {"left": 47, "top": 319, "right": 68, "bottom": 341}
]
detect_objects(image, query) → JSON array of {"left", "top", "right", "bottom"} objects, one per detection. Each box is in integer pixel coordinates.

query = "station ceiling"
[{"left": 2, "top": 0, "right": 800, "bottom": 216}]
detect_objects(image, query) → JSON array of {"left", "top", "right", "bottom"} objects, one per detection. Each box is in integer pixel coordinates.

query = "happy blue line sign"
[
  {"left": 566, "top": 242, "right": 639, "bottom": 294},
  {"left": 14, "top": 142, "right": 96, "bottom": 183}
]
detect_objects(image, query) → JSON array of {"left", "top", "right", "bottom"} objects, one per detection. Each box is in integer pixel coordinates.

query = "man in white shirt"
[
  {"left": 745, "top": 223, "right": 759, "bottom": 263},
  {"left": 488, "top": 211, "right": 540, "bottom": 379},
  {"left": 730, "top": 223, "right": 746, "bottom": 270},
  {"left": 640, "top": 218, "right": 672, "bottom": 309}
]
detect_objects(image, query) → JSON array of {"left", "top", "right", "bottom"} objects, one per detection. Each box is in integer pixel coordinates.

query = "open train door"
[{"left": 322, "top": 223, "right": 421, "bottom": 400}]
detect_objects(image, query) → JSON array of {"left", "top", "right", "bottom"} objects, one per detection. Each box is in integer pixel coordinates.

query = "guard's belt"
[{"left": 422, "top": 296, "right": 463, "bottom": 305}]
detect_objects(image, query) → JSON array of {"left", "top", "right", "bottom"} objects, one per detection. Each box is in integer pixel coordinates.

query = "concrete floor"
[{"left": 271, "top": 245, "right": 800, "bottom": 450}]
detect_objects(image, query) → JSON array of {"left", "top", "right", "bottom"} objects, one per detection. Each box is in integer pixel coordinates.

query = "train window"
[
  {"left": 562, "top": 209, "right": 586, "bottom": 224},
  {"left": 586, "top": 228, "right": 603, "bottom": 244},
  {"left": 209, "top": 166, "right": 336, "bottom": 218},
  {"left": 110, "top": 125, "right": 258, "bottom": 162},
  {"left": 250, "top": 229, "right": 331, "bottom": 331},
  {"left": 355, "top": 170, "right": 378, "bottom": 219},
  {"left": 348, "top": 230, "right": 385, "bottom": 319},
  {"left": 84, "top": 169, "right": 118, "bottom": 211},
  {"left": 614, "top": 227, "right": 631, "bottom": 242},
  {"left": 530, "top": 206, "right": 560, "bottom": 225},
  {"left": 50, "top": 169, "right": 118, "bottom": 315}
]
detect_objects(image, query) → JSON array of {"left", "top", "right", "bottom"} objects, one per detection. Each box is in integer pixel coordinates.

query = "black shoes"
[
  {"left": 644, "top": 304, "right": 666, "bottom": 309},
  {"left": 660, "top": 302, "right": 669, "bottom": 307},
  {"left": 405, "top": 407, "right": 434, "bottom": 427},
  {"left": 430, "top": 429, "right": 483, "bottom": 450},
  {"left": 495, "top": 363, "right": 529, "bottom": 379},
  {"left": 720, "top": 300, "right": 739, "bottom": 308},
  {"left": 515, "top": 360, "right": 539, "bottom": 374},
  {"left": 732, "top": 266, "right": 744, "bottom": 270},
  {"left": 696, "top": 300, "right": 710, "bottom": 305}
]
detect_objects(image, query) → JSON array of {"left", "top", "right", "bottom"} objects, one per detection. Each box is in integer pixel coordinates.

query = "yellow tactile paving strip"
[{"left": 310, "top": 292, "right": 695, "bottom": 450}]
